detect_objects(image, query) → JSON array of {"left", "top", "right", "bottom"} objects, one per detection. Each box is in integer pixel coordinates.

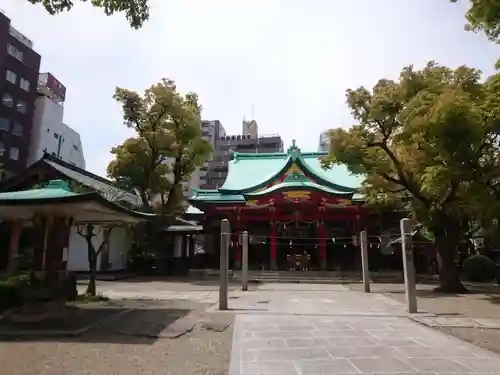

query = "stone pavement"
[
  {"left": 226, "top": 283, "right": 500, "bottom": 375},
  {"left": 209, "top": 283, "right": 410, "bottom": 316},
  {"left": 412, "top": 316, "right": 500, "bottom": 329}
]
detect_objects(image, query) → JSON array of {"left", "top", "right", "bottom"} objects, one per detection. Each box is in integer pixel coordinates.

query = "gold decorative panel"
[{"left": 283, "top": 191, "right": 311, "bottom": 201}]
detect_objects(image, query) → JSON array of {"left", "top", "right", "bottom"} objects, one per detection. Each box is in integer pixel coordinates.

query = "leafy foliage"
[
  {"left": 107, "top": 78, "right": 212, "bottom": 216},
  {"left": 451, "top": 0, "right": 500, "bottom": 42},
  {"left": 323, "top": 61, "right": 500, "bottom": 292},
  {"left": 27, "top": 0, "right": 150, "bottom": 28}
]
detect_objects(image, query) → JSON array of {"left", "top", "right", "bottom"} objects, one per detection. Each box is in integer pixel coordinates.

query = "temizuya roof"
[{"left": 0, "top": 180, "right": 155, "bottom": 223}]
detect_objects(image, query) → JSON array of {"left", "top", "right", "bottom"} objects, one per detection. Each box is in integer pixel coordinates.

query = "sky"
[{"left": 1, "top": 0, "right": 499, "bottom": 177}]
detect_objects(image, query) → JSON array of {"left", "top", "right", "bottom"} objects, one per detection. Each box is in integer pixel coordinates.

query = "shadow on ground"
[{"left": 0, "top": 306, "right": 193, "bottom": 345}]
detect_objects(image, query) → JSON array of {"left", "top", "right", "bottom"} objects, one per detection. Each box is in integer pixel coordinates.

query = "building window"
[
  {"left": 7, "top": 44, "right": 23, "bottom": 61},
  {"left": 54, "top": 132, "right": 59, "bottom": 139},
  {"left": 20, "top": 78, "right": 30, "bottom": 92},
  {"left": 72, "top": 144, "right": 79, "bottom": 150},
  {"left": 0, "top": 142, "right": 5, "bottom": 156},
  {"left": 5, "top": 70, "right": 17, "bottom": 84},
  {"left": 9, "top": 147, "right": 19, "bottom": 161},
  {"left": 0, "top": 118, "right": 10, "bottom": 132},
  {"left": 12, "top": 123, "right": 23, "bottom": 137},
  {"left": 16, "top": 100, "right": 27, "bottom": 114},
  {"left": 2, "top": 93, "right": 13, "bottom": 107}
]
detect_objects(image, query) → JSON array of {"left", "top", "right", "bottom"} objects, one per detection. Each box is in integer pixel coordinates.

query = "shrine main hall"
[{"left": 188, "top": 140, "right": 406, "bottom": 272}]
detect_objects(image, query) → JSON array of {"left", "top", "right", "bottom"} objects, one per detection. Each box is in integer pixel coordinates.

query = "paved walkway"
[
  {"left": 412, "top": 316, "right": 500, "bottom": 329},
  {"left": 210, "top": 284, "right": 411, "bottom": 316},
  {"left": 227, "top": 284, "right": 500, "bottom": 375}
]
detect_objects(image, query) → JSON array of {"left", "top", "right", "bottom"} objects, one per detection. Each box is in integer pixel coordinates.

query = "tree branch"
[
  {"left": 439, "top": 181, "right": 458, "bottom": 206},
  {"left": 380, "top": 172, "right": 401, "bottom": 185},
  {"left": 368, "top": 141, "right": 430, "bottom": 206},
  {"left": 96, "top": 226, "right": 117, "bottom": 256}
]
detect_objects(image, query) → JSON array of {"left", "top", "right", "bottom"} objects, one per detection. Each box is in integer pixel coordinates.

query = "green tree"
[
  {"left": 451, "top": 0, "right": 500, "bottom": 42},
  {"left": 458, "top": 70, "right": 500, "bottom": 247},
  {"left": 107, "top": 78, "right": 212, "bottom": 216},
  {"left": 28, "top": 0, "right": 150, "bottom": 29},
  {"left": 323, "top": 62, "right": 491, "bottom": 293}
]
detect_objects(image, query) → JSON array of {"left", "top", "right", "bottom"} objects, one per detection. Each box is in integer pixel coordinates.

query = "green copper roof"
[
  {"left": 189, "top": 141, "right": 365, "bottom": 206},
  {"left": 301, "top": 157, "right": 362, "bottom": 190},
  {"left": 219, "top": 141, "right": 363, "bottom": 192},
  {"left": 0, "top": 180, "right": 81, "bottom": 200},
  {"left": 0, "top": 179, "right": 156, "bottom": 223},
  {"left": 190, "top": 189, "right": 244, "bottom": 203},
  {"left": 244, "top": 181, "right": 354, "bottom": 198}
]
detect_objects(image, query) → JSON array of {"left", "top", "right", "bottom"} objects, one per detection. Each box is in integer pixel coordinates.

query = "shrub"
[
  {"left": 463, "top": 254, "right": 497, "bottom": 282},
  {"left": 0, "top": 274, "right": 32, "bottom": 312}
]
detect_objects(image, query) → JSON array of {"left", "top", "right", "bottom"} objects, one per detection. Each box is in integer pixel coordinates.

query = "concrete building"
[
  {"left": 27, "top": 73, "right": 85, "bottom": 169},
  {"left": 242, "top": 119, "right": 258, "bottom": 138},
  {"left": 186, "top": 119, "right": 226, "bottom": 196},
  {"left": 0, "top": 11, "right": 41, "bottom": 180},
  {"left": 201, "top": 120, "right": 284, "bottom": 189},
  {"left": 318, "top": 130, "right": 331, "bottom": 152}
]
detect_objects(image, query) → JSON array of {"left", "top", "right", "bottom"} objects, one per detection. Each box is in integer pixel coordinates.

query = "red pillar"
[
  {"left": 318, "top": 221, "right": 327, "bottom": 270},
  {"left": 234, "top": 235, "right": 242, "bottom": 269},
  {"left": 270, "top": 221, "right": 277, "bottom": 270}
]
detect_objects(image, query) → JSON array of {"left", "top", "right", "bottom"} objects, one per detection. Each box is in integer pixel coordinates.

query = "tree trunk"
[
  {"left": 434, "top": 233, "right": 467, "bottom": 293},
  {"left": 86, "top": 261, "right": 97, "bottom": 296},
  {"left": 85, "top": 224, "right": 97, "bottom": 296}
]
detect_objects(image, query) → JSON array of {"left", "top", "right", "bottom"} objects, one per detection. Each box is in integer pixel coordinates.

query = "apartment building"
[
  {"left": 318, "top": 130, "right": 331, "bottom": 152},
  {"left": 186, "top": 119, "right": 225, "bottom": 197},
  {"left": 0, "top": 11, "right": 41, "bottom": 180},
  {"left": 27, "top": 73, "right": 85, "bottom": 169},
  {"left": 201, "top": 120, "right": 284, "bottom": 189}
]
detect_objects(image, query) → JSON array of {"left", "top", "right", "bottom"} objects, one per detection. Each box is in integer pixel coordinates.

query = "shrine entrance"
[{"left": 276, "top": 221, "right": 319, "bottom": 271}]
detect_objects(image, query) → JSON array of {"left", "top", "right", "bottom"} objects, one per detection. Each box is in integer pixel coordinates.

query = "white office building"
[
  {"left": 318, "top": 130, "right": 331, "bottom": 152},
  {"left": 27, "top": 73, "right": 85, "bottom": 169}
]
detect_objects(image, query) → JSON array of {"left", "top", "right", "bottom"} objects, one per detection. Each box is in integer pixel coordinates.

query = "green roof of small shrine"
[
  {"left": 0, "top": 180, "right": 82, "bottom": 201},
  {"left": 0, "top": 180, "right": 156, "bottom": 223}
]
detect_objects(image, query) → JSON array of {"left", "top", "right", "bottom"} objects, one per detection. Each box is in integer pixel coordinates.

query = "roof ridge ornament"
[{"left": 287, "top": 139, "right": 301, "bottom": 160}]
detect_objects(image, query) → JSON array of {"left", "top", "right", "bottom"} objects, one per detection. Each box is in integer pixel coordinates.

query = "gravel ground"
[
  {"left": 0, "top": 299, "right": 234, "bottom": 375},
  {"left": 347, "top": 282, "right": 500, "bottom": 355}
]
